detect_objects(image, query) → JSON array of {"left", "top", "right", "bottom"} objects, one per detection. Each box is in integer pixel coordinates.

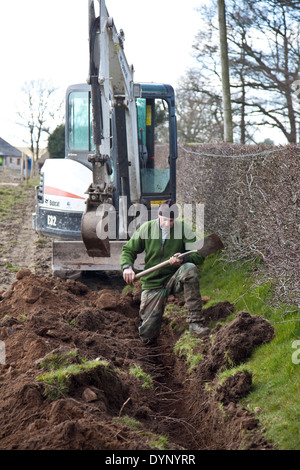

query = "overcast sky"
[{"left": 0, "top": 0, "right": 203, "bottom": 148}]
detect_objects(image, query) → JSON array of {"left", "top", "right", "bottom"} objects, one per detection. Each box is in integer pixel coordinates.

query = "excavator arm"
[{"left": 82, "top": 0, "right": 141, "bottom": 257}]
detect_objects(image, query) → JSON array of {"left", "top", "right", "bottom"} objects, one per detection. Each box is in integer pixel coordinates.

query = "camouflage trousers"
[{"left": 138, "top": 262, "right": 204, "bottom": 343}]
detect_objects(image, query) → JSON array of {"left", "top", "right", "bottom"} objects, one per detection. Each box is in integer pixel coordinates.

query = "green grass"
[
  {"left": 5, "top": 262, "right": 19, "bottom": 272},
  {"left": 114, "top": 416, "right": 171, "bottom": 450},
  {"left": 116, "top": 415, "right": 144, "bottom": 431},
  {"left": 37, "top": 348, "right": 82, "bottom": 371},
  {"left": 36, "top": 348, "right": 110, "bottom": 400},
  {"left": 129, "top": 364, "right": 153, "bottom": 389},
  {"left": 21, "top": 177, "right": 40, "bottom": 188},
  {"left": 174, "top": 331, "right": 204, "bottom": 373},
  {"left": 200, "top": 255, "right": 271, "bottom": 316},
  {"left": 0, "top": 187, "right": 26, "bottom": 222},
  {"left": 0, "top": 178, "right": 39, "bottom": 223},
  {"left": 34, "top": 237, "right": 49, "bottom": 249},
  {"left": 199, "top": 254, "right": 300, "bottom": 450}
]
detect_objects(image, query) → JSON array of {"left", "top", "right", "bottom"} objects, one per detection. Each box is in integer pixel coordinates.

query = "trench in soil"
[{"left": 0, "top": 269, "right": 275, "bottom": 450}]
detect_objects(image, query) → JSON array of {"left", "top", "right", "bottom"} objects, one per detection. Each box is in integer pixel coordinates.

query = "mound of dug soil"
[{"left": 0, "top": 270, "right": 275, "bottom": 450}]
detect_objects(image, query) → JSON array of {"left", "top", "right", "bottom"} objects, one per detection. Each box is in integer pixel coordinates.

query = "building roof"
[
  {"left": 0, "top": 137, "right": 22, "bottom": 158},
  {"left": 17, "top": 146, "right": 47, "bottom": 159}
]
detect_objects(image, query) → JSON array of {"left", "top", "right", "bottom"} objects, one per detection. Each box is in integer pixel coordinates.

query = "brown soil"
[{"left": 0, "top": 173, "right": 275, "bottom": 451}]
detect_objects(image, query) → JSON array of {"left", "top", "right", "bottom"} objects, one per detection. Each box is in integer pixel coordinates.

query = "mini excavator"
[{"left": 32, "top": 0, "right": 178, "bottom": 273}]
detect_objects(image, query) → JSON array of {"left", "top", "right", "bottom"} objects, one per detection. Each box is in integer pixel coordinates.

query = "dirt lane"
[{"left": 0, "top": 173, "right": 52, "bottom": 291}]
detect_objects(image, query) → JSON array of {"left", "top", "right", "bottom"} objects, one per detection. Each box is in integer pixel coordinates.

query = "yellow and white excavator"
[{"left": 32, "top": 0, "right": 178, "bottom": 273}]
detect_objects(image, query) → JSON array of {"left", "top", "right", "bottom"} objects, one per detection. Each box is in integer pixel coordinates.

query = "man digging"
[{"left": 121, "top": 199, "right": 210, "bottom": 345}]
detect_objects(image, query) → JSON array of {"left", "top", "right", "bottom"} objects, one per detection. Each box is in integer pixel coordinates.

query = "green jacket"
[{"left": 121, "top": 218, "right": 204, "bottom": 290}]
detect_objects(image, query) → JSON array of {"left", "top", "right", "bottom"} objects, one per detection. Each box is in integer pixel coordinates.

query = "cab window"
[
  {"left": 136, "top": 97, "right": 170, "bottom": 195},
  {"left": 68, "top": 91, "right": 94, "bottom": 151}
]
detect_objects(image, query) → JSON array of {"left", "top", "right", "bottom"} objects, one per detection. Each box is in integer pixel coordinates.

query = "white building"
[{"left": 0, "top": 137, "right": 23, "bottom": 170}]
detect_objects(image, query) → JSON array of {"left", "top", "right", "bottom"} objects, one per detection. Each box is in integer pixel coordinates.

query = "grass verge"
[
  {"left": 0, "top": 186, "right": 27, "bottom": 222},
  {"left": 0, "top": 177, "right": 39, "bottom": 223},
  {"left": 199, "top": 254, "right": 300, "bottom": 450}
]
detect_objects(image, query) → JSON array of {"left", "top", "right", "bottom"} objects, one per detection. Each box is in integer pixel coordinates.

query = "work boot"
[
  {"left": 189, "top": 322, "right": 210, "bottom": 337},
  {"left": 140, "top": 336, "right": 158, "bottom": 347}
]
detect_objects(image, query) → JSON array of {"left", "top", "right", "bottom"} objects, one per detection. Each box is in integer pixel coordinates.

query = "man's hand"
[
  {"left": 169, "top": 253, "right": 183, "bottom": 265},
  {"left": 123, "top": 266, "right": 135, "bottom": 284}
]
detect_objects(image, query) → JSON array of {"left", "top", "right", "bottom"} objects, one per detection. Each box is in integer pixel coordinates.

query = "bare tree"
[
  {"left": 228, "top": 0, "right": 300, "bottom": 143},
  {"left": 17, "top": 79, "right": 63, "bottom": 175},
  {"left": 178, "top": 1, "right": 246, "bottom": 143},
  {"left": 217, "top": 0, "right": 233, "bottom": 142},
  {"left": 177, "top": 0, "right": 300, "bottom": 144},
  {"left": 176, "top": 70, "right": 224, "bottom": 143}
]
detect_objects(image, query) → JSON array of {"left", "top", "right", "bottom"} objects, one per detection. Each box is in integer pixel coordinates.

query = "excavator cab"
[
  {"left": 66, "top": 82, "right": 177, "bottom": 239},
  {"left": 136, "top": 84, "right": 177, "bottom": 208}
]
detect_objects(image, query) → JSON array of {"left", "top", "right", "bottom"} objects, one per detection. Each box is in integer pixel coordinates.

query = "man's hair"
[{"left": 158, "top": 199, "right": 179, "bottom": 219}]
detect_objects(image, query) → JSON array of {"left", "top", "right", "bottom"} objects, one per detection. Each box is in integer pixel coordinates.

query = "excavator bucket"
[
  {"left": 81, "top": 203, "right": 111, "bottom": 258},
  {"left": 52, "top": 240, "right": 145, "bottom": 272}
]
